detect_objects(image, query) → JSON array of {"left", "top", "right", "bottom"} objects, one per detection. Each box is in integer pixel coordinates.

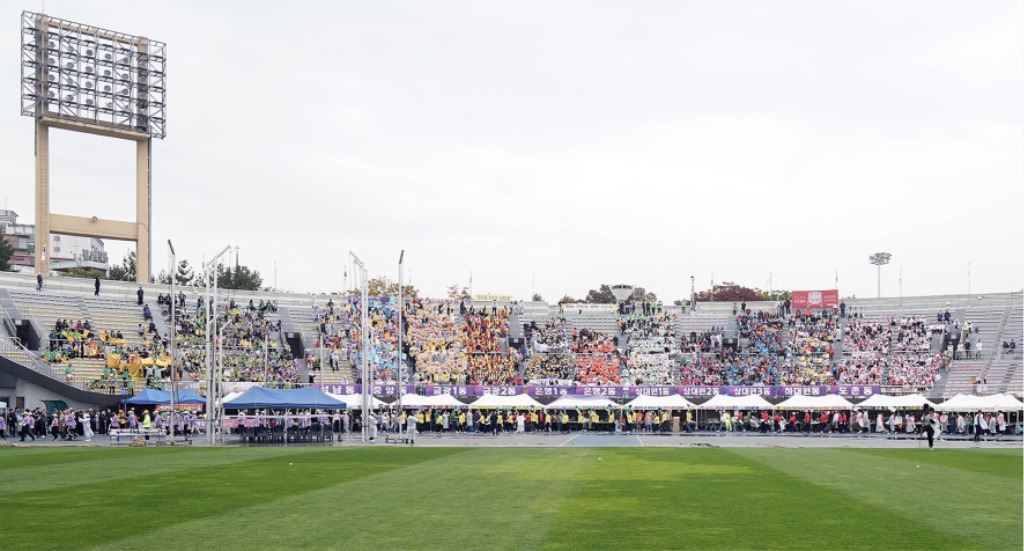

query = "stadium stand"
[{"left": 0, "top": 270, "right": 1019, "bottom": 403}]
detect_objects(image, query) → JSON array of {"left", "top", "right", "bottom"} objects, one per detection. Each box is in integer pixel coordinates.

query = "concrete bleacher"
[
  {"left": 963, "top": 307, "right": 1004, "bottom": 356},
  {"left": 560, "top": 310, "right": 618, "bottom": 337},
  {"left": 941, "top": 359, "right": 986, "bottom": 397},
  {"left": 989, "top": 306, "right": 1022, "bottom": 395}
]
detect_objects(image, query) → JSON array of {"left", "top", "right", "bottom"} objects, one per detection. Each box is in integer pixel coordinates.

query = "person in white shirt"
[
  {"left": 406, "top": 410, "right": 417, "bottom": 445},
  {"left": 82, "top": 411, "right": 94, "bottom": 442}
]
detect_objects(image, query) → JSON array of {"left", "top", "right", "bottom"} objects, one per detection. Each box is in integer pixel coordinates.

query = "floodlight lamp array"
[{"left": 20, "top": 11, "right": 167, "bottom": 138}]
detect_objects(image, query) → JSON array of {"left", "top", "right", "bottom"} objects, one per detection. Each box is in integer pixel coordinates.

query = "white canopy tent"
[
  {"left": 700, "top": 394, "right": 773, "bottom": 410},
  {"left": 981, "top": 394, "right": 1024, "bottom": 411},
  {"left": 327, "top": 393, "right": 388, "bottom": 410},
  {"left": 402, "top": 394, "right": 466, "bottom": 409},
  {"left": 393, "top": 393, "right": 430, "bottom": 409},
  {"left": 470, "top": 393, "right": 544, "bottom": 410},
  {"left": 935, "top": 394, "right": 989, "bottom": 412},
  {"left": 889, "top": 394, "right": 937, "bottom": 409},
  {"left": 625, "top": 394, "right": 696, "bottom": 410},
  {"left": 856, "top": 394, "right": 896, "bottom": 409},
  {"left": 216, "top": 391, "right": 244, "bottom": 409},
  {"left": 775, "top": 394, "right": 853, "bottom": 410},
  {"left": 544, "top": 395, "right": 619, "bottom": 410}
]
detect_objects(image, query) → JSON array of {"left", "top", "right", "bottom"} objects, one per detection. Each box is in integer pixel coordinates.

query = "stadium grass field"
[{"left": 1, "top": 446, "right": 1020, "bottom": 550}]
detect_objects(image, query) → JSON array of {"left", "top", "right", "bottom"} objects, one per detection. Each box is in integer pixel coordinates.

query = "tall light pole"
[
  {"left": 349, "top": 251, "right": 369, "bottom": 443},
  {"left": 397, "top": 250, "right": 405, "bottom": 414},
  {"left": 690, "top": 275, "right": 695, "bottom": 312},
  {"left": 203, "top": 244, "right": 231, "bottom": 445},
  {"left": 869, "top": 252, "right": 892, "bottom": 299},
  {"left": 167, "top": 240, "right": 176, "bottom": 423}
]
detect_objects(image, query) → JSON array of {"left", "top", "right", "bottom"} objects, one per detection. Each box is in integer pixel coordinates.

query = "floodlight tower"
[
  {"left": 869, "top": 252, "right": 892, "bottom": 299},
  {"left": 20, "top": 12, "right": 167, "bottom": 282}
]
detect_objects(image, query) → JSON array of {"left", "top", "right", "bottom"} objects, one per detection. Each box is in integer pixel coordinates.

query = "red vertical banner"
[{"left": 791, "top": 290, "right": 839, "bottom": 309}]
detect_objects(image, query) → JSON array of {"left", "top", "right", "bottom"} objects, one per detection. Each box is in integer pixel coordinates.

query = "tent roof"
[
  {"left": 625, "top": 394, "right": 696, "bottom": 410},
  {"left": 224, "top": 386, "right": 347, "bottom": 409},
  {"left": 935, "top": 394, "right": 989, "bottom": 412},
  {"left": 471, "top": 393, "right": 544, "bottom": 409},
  {"left": 888, "top": 394, "right": 936, "bottom": 409},
  {"left": 700, "top": 394, "right": 773, "bottom": 410},
  {"left": 390, "top": 394, "right": 466, "bottom": 409},
  {"left": 775, "top": 394, "right": 853, "bottom": 410},
  {"left": 981, "top": 394, "right": 1024, "bottom": 411},
  {"left": 857, "top": 394, "right": 895, "bottom": 409},
  {"left": 123, "top": 389, "right": 206, "bottom": 405},
  {"left": 326, "top": 393, "right": 387, "bottom": 409},
  {"left": 544, "top": 395, "right": 619, "bottom": 410}
]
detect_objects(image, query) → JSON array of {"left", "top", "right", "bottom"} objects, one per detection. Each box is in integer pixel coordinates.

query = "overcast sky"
[{"left": 2, "top": 1, "right": 1021, "bottom": 301}]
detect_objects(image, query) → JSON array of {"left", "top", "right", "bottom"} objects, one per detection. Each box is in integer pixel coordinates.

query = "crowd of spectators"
[
  {"left": 843, "top": 316, "right": 932, "bottom": 354},
  {"left": 679, "top": 328, "right": 723, "bottom": 355},
  {"left": 404, "top": 299, "right": 464, "bottom": 384},
  {"left": 172, "top": 296, "right": 296, "bottom": 384}
]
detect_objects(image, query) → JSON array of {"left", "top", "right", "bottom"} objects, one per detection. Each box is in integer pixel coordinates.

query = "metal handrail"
[{"left": 0, "top": 335, "right": 90, "bottom": 391}]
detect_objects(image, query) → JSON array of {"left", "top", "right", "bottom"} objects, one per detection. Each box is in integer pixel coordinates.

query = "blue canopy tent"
[
  {"left": 223, "top": 386, "right": 347, "bottom": 410},
  {"left": 122, "top": 389, "right": 206, "bottom": 405}
]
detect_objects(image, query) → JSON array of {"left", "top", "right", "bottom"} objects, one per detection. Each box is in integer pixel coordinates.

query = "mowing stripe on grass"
[
  {"left": 542, "top": 448, "right": 969, "bottom": 550},
  {"left": 733, "top": 448, "right": 1022, "bottom": 551},
  {"left": 0, "top": 447, "right": 468, "bottom": 551},
  {"left": 0, "top": 447, "right": 324, "bottom": 497},
  {"left": 93, "top": 447, "right": 593, "bottom": 551},
  {"left": 0, "top": 447, "right": 1019, "bottom": 551}
]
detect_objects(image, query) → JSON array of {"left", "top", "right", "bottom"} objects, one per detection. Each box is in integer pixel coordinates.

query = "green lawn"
[{"left": 0, "top": 446, "right": 1020, "bottom": 550}]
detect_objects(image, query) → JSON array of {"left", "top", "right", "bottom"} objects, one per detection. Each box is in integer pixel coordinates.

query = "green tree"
[
  {"left": 216, "top": 264, "right": 263, "bottom": 291},
  {"left": 694, "top": 282, "right": 789, "bottom": 302},
  {"left": 175, "top": 260, "right": 196, "bottom": 286},
  {"left": 558, "top": 295, "right": 576, "bottom": 304},
  {"left": 531, "top": 293, "right": 543, "bottom": 302},
  {"left": 348, "top": 276, "right": 419, "bottom": 298},
  {"left": 584, "top": 285, "right": 616, "bottom": 304},
  {"left": 585, "top": 284, "right": 657, "bottom": 304},
  {"left": 0, "top": 238, "right": 14, "bottom": 272},
  {"left": 63, "top": 267, "right": 104, "bottom": 279},
  {"left": 447, "top": 284, "right": 471, "bottom": 301},
  {"left": 107, "top": 251, "right": 137, "bottom": 281}
]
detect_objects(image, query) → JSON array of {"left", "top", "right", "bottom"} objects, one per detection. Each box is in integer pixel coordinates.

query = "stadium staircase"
[
  {"left": 0, "top": 296, "right": 123, "bottom": 408},
  {"left": 143, "top": 298, "right": 169, "bottom": 336},
  {"left": 984, "top": 306, "right": 1022, "bottom": 394}
]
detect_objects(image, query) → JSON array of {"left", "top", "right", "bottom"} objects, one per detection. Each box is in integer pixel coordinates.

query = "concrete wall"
[{"left": 0, "top": 375, "right": 97, "bottom": 411}]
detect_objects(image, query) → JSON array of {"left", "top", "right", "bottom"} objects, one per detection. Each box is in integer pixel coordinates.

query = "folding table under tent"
[{"left": 224, "top": 387, "right": 346, "bottom": 445}]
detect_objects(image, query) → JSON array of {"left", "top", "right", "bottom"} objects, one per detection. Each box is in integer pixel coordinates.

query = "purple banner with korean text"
[
  {"left": 628, "top": 386, "right": 678, "bottom": 397},
  {"left": 320, "top": 384, "right": 416, "bottom": 396},
  {"left": 527, "top": 385, "right": 576, "bottom": 397},
  {"left": 319, "top": 384, "right": 880, "bottom": 398}
]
